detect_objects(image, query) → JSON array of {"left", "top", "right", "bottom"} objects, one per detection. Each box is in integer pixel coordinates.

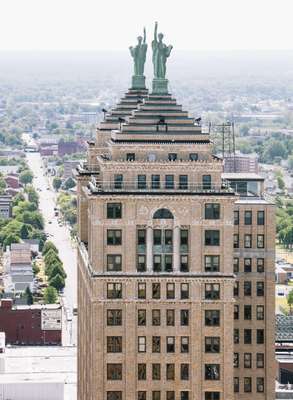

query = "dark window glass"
[
  {"left": 180, "top": 310, "right": 189, "bottom": 326},
  {"left": 107, "top": 255, "right": 122, "bottom": 271},
  {"left": 257, "top": 281, "right": 264, "bottom": 296},
  {"left": 180, "top": 229, "right": 188, "bottom": 248},
  {"left": 234, "top": 305, "right": 239, "bottom": 320},
  {"left": 153, "top": 255, "right": 162, "bottom": 272},
  {"left": 152, "top": 283, "right": 160, "bottom": 299},
  {"left": 205, "top": 364, "right": 220, "bottom": 380},
  {"left": 107, "top": 336, "right": 122, "bottom": 353},
  {"left": 257, "top": 377, "right": 264, "bottom": 392},
  {"left": 107, "top": 284, "right": 122, "bottom": 299},
  {"left": 179, "top": 175, "right": 188, "bottom": 189},
  {"left": 107, "top": 364, "right": 122, "bottom": 380},
  {"left": 233, "top": 258, "right": 239, "bottom": 273},
  {"left": 244, "top": 377, "right": 252, "bottom": 392},
  {"left": 205, "top": 283, "right": 220, "bottom": 300},
  {"left": 114, "top": 174, "right": 123, "bottom": 189},
  {"left": 107, "top": 392, "right": 122, "bottom": 400},
  {"left": 234, "top": 234, "right": 239, "bottom": 248},
  {"left": 234, "top": 282, "right": 239, "bottom": 297},
  {"left": 180, "top": 255, "right": 189, "bottom": 272},
  {"left": 107, "top": 230, "right": 122, "bottom": 246},
  {"left": 181, "top": 392, "right": 189, "bottom": 400},
  {"left": 244, "top": 353, "right": 252, "bottom": 368},
  {"left": 165, "top": 254, "right": 173, "bottom": 272},
  {"left": 138, "top": 310, "right": 146, "bottom": 326},
  {"left": 152, "top": 309, "right": 161, "bottom": 326},
  {"left": 244, "top": 234, "right": 252, "bottom": 248},
  {"left": 168, "top": 153, "right": 177, "bottom": 161},
  {"left": 203, "top": 175, "right": 211, "bottom": 189},
  {"left": 107, "top": 309, "right": 122, "bottom": 325},
  {"left": 205, "top": 310, "right": 220, "bottom": 326},
  {"left": 205, "top": 230, "right": 220, "bottom": 246},
  {"left": 137, "top": 255, "right": 146, "bottom": 272},
  {"left": 205, "top": 337, "right": 220, "bottom": 353},
  {"left": 257, "top": 210, "right": 265, "bottom": 225},
  {"left": 107, "top": 203, "right": 122, "bottom": 219},
  {"left": 151, "top": 175, "right": 160, "bottom": 189},
  {"left": 166, "top": 336, "right": 175, "bottom": 352},
  {"left": 152, "top": 392, "right": 160, "bottom": 400},
  {"left": 244, "top": 329, "right": 252, "bottom": 344},
  {"left": 180, "top": 364, "right": 189, "bottom": 380},
  {"left": 234, "top": 353, "right": 239, "bottom": 368},
  {"left": 166, "top": 364, "right": 175, "bottom": 380},
  {"left": 153, "top": 208, "right": 174, "bottom": 219},
  {"left": 244, "top": 281, "right": 252, "bottom": 296},
  {"left": 166, "top": 309, "right": 175, "bottom": 326},
  {"left": 137, "top": 229, "right": 146, "bottom": 246},
  {"left": 166, "top": 283, "right": 175, "bottom": 299},
  {"left": 257, "top": 353, "right": 264, "bottom": 368},
  {"left": 154, "top": 229, "right": 162, "bottom": 245},
  {"left": 138, "top": 364, "right": 146, "bottom": 380},
  {"left": 138, "top": 283, "right": 146, "bottom": 299},
  {"left": 234, "top": 210, "right": 239, "bottom": 225},
  {"left": 257, "top": 329, "right": 264, "bottom": 344},
  {"left": 167, "top": 392, "right": 175, "bottom": 400},
  {"left": 189, "top": 153, "right": 198, "bottom": 161},
  {"left": 126, "top": 153, "right": 135, "bottom": 161},
  {"left": 137, "top": 175, "right": 147, "bottom": 189},
  {"left": 234, "top": 329, "right": 239, "bottom": 344},
  {"left": 257, "top": 234, "right": 264, "bottom": 248},
  {"left": 152, "top": 336, "right": 161, "bottom": 353},
  {"left": 181, "top": 336, "right": 189, "bottom": 353},
  {"left": 152, "top": 364, "right": 161, "bottom": 380},
  {"left": 244, "top": 258, "right": 252, "bottom": 273},
  {"left": 165, "top": 175, "right": 174, "bottom": 189},
  {"left": 205, "top": 393, "right": 220, "bottom": 400},
  {"left": 234, "top": 377, "right": 239, "bottom": 393},
  {"left": 205, "top": 204, "right": 220, "bottom": 219},
  {"left": 244, "top": 210, "right": 252, "bottom": 225},
  {"left": 244, "top": 305, "right": 252, "bottom": 320},
  {"left": 257, "top": 258, "right": 264, "bottom": 273},
  {"left": 181, "top": 283, "right": 189, "bottom": 299},
  {"left": 205, "top": 255, "right": 220, "bottom": 272}
]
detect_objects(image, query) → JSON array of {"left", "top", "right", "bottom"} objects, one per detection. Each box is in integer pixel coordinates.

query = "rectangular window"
[
  {"left": 153, "top": 255, "right": 162, "bottom": 272},
  {"left": 138, "top": 392, "right": 146, "bottom": 400},
  {"left": 244, "top": 258, "right": 252, "bottom": 273},
  {"left": 181, "top": 283, "right": 189, "bottom": 299},
  {"left": 234, "top": 210, "right": 239, "bottom": 225},
  {"left": 107, "top": 364, "right": 122, "bottom": 380},
  {"left": 257, "top": 329, "right": 264, "bottom": 344},
  {"left": 244, "top": 234, "right": 252, "bottom": 248},
  {"left": 168, "top": 153, "right": 177, "bottom": 161},
  {"left": 205, "top": 255, "right": 220, "bottom": 272},
  {"left": 256, "top": 305, "right": 264, "bottom": 320},
  {"left": 244, "top": 377, "right": 252, "bottom": 392},
  {"left": 107, "top": 309, "right": 122, "bottom": 326},
  {"left": 180, "top": 229, "right": 188, "bottom": 250},
  {"left": 205, "top": 230, "right": 220, "bottom": 246},
  {"left": 205, "top": 337, "right": 220, "bottom": 353},
  {"left": 181, "top": 364, "right": 189, "bottom": 380},
  {"left": 167, "top": 392, "right": 175, "bottom": 400},
  {"left": 234, "top": 282, "right": 239, "bottom": 297},
  {"left": 205, "top": 283, "right": 220, "bottom": 300},
  {"left": 107, "top": 255, "right": 122, "bottom": 271},
  {"left": 138, "top": 283, "right": 146, "bottom": 299},
  {"left": 114, "top": 174, "right": 123, "bottom": 189},
  {"left": 107, "top": 203, "right": 122, "bottom": 219},
  {"left": 165, "top": 229, "right": 173, "bottom": 245},
  {"left": 203, "top": 175, "right": 211, "bottom": 189},
  {"left": 137, "top": 175, "right": 147, "bottom": 189},
  {"left": 234, "top": 329, "right": 239, "bottom": 344},
  {"left": 152, "top": 364, "right": 161, "bottom": 380},
  {"left": 234, "top": 353, "right": 239, "bottom": 368},
  {"left": 244, "top": 305, "right": 252, "bottom": 320},
  {"left": 165, "top": 175, "right": 174, "bottom": 189},
  {"left": 126, "top": 153, "right": 135, "bottom": 161},
  {"left": 166, "top": 283, "right": 175, "bottom": 299},
  {"left": 180, "top": 255, "right": 189, "bottom": 272},
  {"left": 179, "top": 175, "right": 188, "bottom": 189},
  {"left": 205, "top": 203, "right": 220, "bottom": 219},
  {"left": 166, "top": 363, "right": 175, "bottom": 380},
  {"left": 152, "top": 283, "right": 160, "bottom": 299},
  {"left": 257, "top": 377, "right": 264, "bottom": 393},
  {"left": 205, "top": 364, "right": 220, "bottom": 380},
  {"left": 138, "top": 310, "right": 146, "bottom": 326},
  {"left": 138, "top": 364, "right": 146, "bottom": 380},
  {"left": 244, "top": 329, "right": 252, "bottom": 344},
  {"left": 181, "top": 392, "right": 189, "bottom": 400},
  {"left": 107, "top": 283, "right": 122, "bottom": 299},
  {"left": 233, "top": 258, "right": 239, "bottom": 273},
  {"left": 234, "top": 305, "right": 239, "bottom": 320},
  {"left": 107, "top": 230, "right": 122, "bottom": 245},
  {"left": 107, "top": 392, "right": 122, "bottom": 400},
  {"left": 154, "top": 229, "right": 162, "bottom": 245},
  {"left": 151, "top": 175, "right": 160, "bottom": 189},
  {"left": 205, "top": 310, "right": 220, "bottom": 326},
  {"left": 257, "top": 281, "right": 264, "bottom": 296},
  {"left": 166, "top": 336, "right": 175, "bottom": 352},
  {"left": 138, "top": 336, "right": 146, "bottom": 352},
  {"left": 152, "top": 309, "right": 161, "bottom": 326},
  {"left": 152, "top": 392, "right": 160, "bottom": 400},
  {"left": 234, "top": 234, "right": 239, "bottom": 248},
  {"left": 181, "top": 336, "right": 189, "bottom": 353},
  {"left": 244, "top": 281, "right": 252, "bottom": 296},
  {"left": 137, "top": 255, "right": 146, "bottom": 272},
  {"left": 257, "top": 353, "right": 264, "bottom": 368},
  {"left": 205, "top": 393, "right": 220, "bottom": 400},
  {"left": 244, "top": 210, "right": 252, "bottom": 225},
  {"left": 166, "top": 309, "right": 175, "bottom": 326},
  {"left": 137, "top": 229, "right": 146, "bottom": 246},
  {"left": 107, "top": 336, "right": 122, "bottom": 353},
  {"left": 257, "top": 234, "right": 265, "bottom": 248},
  {"left": 189, "top": 153, "right": 198, "bottom": 161},
  {"left": 257, "top": 258, "right": 264, "bottom": 273},
  {"left": 180, "top": 310, "right": 189, "bottom": 326},
  {"left": 234, "top": 377, "right": 239, "bottom": 393},
  {"left": 257, "top": 210, "right": 265, "bottom": 225},
  {"left": 165, "top": 254, "right": 173, "bottom": 272},
  {"left": 244, "top": 353, "right": 252, "bottom": 368},
  {"left": 152, "top": 336, "right": 161, "bottom": 353}
]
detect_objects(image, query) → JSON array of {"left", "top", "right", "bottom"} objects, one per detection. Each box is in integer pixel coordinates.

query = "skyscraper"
[{"left": 76, "top": 29, "right": 275, "bottom": 400}]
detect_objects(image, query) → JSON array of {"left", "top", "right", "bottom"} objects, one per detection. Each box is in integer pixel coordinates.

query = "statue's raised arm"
[
  {"left": 143, "top": 27, "right": 146, "bottom": 44},
  {"left": 154, "top": 21, "right": 158, "bottom": 42}
]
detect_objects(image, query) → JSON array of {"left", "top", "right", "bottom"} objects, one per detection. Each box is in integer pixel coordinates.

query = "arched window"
[{"left": 153, "top": 208, "right": 174, "bottom": 219}]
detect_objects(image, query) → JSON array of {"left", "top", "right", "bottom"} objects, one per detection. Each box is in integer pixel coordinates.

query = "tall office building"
[{"left": 76, "top": 42, "right": 275, "bottom": 400}]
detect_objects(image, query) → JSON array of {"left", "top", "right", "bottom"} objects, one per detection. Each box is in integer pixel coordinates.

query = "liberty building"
[{"left": 76, "top": 24, "right": 275, "bottom": 400}]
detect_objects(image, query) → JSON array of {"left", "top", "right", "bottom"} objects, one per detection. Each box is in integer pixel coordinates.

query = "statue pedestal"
[
  {"left": 131, "top": 75, "right": 146, "bottom": 90},
  {"left": 152, "top": 78, "right": 169, "bottom": 94}
]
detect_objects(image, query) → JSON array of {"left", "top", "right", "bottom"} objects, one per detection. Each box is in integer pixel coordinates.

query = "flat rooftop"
[{"left": 222, "top": 172, "right": 264, "bottom": 181}]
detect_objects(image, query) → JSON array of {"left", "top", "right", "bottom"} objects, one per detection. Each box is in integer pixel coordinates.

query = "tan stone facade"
[{"left": 76, "top": 86, "right": 275, "bottom": 400}]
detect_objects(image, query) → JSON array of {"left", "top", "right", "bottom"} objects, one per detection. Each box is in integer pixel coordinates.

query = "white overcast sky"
[{"left": 0, "top": 0, "right": 292, "bottom": 51}]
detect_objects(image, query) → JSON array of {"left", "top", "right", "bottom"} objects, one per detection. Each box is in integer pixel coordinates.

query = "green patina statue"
[
  {"left": 152, "top": 21, "right": 173, "bottom": 79},
  {"left": 129, "top": 27, "right": 147, "bottom": 76}
]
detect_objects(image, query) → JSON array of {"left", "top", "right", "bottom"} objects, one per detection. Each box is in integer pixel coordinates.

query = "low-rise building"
[
  {"left": 224, "top": 152, "right": 259, "bottom": 173},
  {"left": 0, "top": 195, "right": 12, "bottom": 219}
]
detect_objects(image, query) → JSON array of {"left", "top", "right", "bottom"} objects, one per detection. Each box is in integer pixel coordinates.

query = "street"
[{"left": 25, "top": 151, "right": 77, "bottom": 345}]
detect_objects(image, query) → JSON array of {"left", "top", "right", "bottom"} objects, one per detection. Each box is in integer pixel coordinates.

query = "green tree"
[
  {"left": 287, "top": 289, "right": 293, "bottom": 314},
  {"left": 49, "top": 273, "right": 65, "bottom": 292},
  {"left": 25, "top": 185, "right": 39, "bottom": 205},
  {"left": 3, "top": 233, "right": 20, "bottom": 248},
  {"left": 20, "top": 224, "right": 31, "bottom": 239},
  {"left": 262, "top": 140, "right": 287, "bottom": 162},
  {"left": 18, "top": 211, "right": 44, "bottom": 230},
  {"left": 53, "top": 177, "right": 62, "bottom": 191},
  {"left": 19, "top": 169, "right": 33, "bottom": 185},
  {"left": 42, "top": 241, "right": 59, "bottom": 255},
  {"left": 32, "top": 261, "right": 40, "bottom": 275},
  {"left": 277, "top": 176, "right": 285, "bottom": 191},
  {"left": 25, "top": 286, "right": 34, "bottom": 305},
  {"left": 48, "top": 263, "right": 67, "bottom": 280},
  {"left": 44, "top": 286, "right": 58, "bottom": 304},
  {"left": 288, "top": 155, "right": 293, "bottom": 170},
  {"left": 63, "top": 177, "right": 76, "bottom": 190}
]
